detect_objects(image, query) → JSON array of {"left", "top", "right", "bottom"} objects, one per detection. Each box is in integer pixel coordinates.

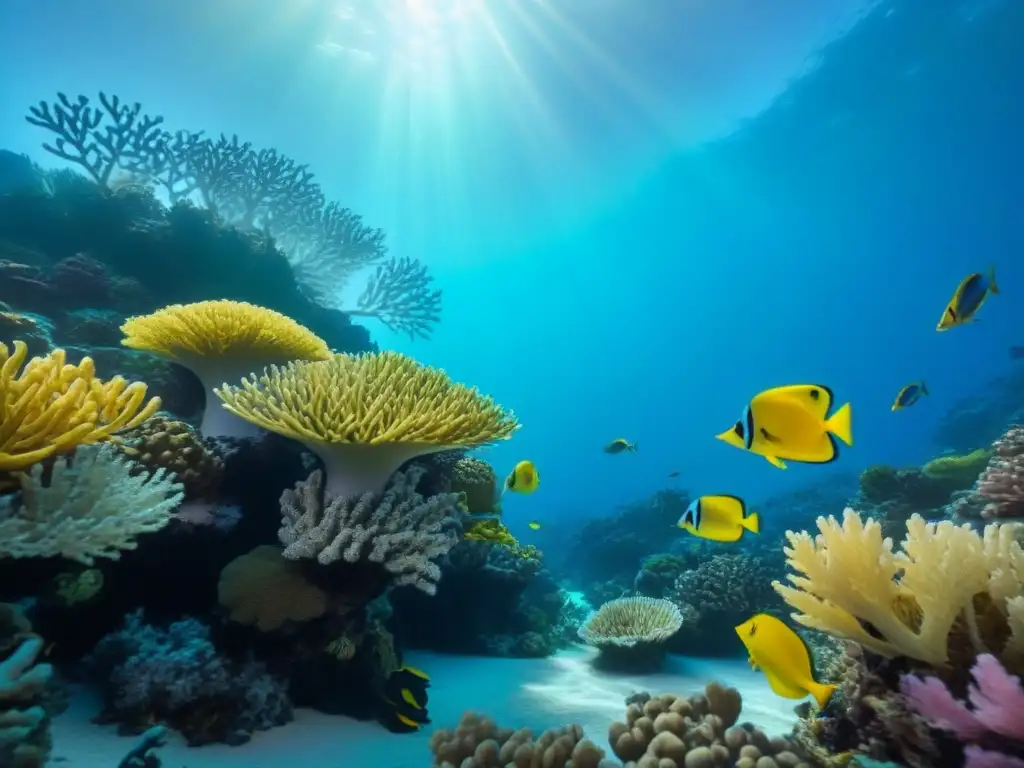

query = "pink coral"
[
  {"left": 902, "top": 654, "right": 1024, "bottom": 765},
  {"left": 976, "top": 426, "right": 1024, "bottom": 519}
]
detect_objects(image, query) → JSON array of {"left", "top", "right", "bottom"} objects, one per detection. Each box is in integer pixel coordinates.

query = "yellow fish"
[
  {"left": 503, "top": 461, "right": 539, "bottom": 495},
  {"left": 676, "top": 494, "right": 759, "bottom": 543},
  {"left": 735, "top": 613, "right": 836, "bottom": 709},
  {"left": 936, "top": 265, "right": 998, "bottom": 331},
  {"left": 603, "top": 438, "right": 637, "bottom": 454},
  {"left": 527, "top": 521, "right": 542, "bottom": 530},
  {"left": 892, "top": 380, "right": 928, "bottom": 411},
  {"left": 716, "top": 384, "right": 852, "bottom": 469}
]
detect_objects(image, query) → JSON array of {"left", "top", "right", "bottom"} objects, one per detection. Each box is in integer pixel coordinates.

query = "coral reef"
[
  {"left": 0, "top": 636, "right": 59, "bottom": 767},
  {"left": 217, "top": 545, "right": 329, "bottom": 631},
  {"left": 446, "top": 456, "right": 500, "bottom": 515},
  {"left": 949, "top": 426, "right": 1024, "bottom": 522},
  {"left": 85, "top": 610, "right": 292, "bottom": 746},
  {"left": 0, "top": 443, "right": 184, "bottom": 564},
  {"left": 578, "top": 597, "right": 684, "bottom": 671},
  {"left": 607, "top": 684, "right": 808, "bottom": 768},
  {"left": 117, "top": 416, "right": 223, "bottom": 500},
  {"left": 429, "top": 711, "right": 608, "bottom": 768},
  {"left": 216, "top": 351, "right": 519, "bottom": 498},
  {"left": 278, "top": 465, "right": 465, "bottom": 595}
]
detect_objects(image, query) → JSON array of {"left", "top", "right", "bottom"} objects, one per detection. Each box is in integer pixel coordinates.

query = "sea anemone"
[
  {"left": 120, "top": 300, "right": 332, "bottom": 438},
  {"left": 214, "top": 351, "right": 519, "bottom": 498}
]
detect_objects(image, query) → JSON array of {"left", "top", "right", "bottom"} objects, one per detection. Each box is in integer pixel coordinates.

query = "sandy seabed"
[{"left": 52, "top": 646, "right": 799, "bottom": 768}]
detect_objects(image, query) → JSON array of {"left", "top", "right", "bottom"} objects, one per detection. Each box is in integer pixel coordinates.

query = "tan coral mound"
[
  {"left": 429, "top": 711, "right": 607, "bottom": 768},
  {"left": 121, "top": 300, "right": 332, "bottom": 438},
  {"left": 216, "top": 351, "right": 520, "bottom": 498},
  {"left": 772, "top": 508, "right": 1024, "bottom": 668},
  {"left": 218, "top": 545, "right": 329, "bottom": 631},
  {"left": 608, "top": 685, "right": 807, "bottom": 768},
  {"left": 117, "top": 416, "right": 223, "bottom": 499},
  {"left": 1, "top": 340, "right": 160, "bottom": 472}
]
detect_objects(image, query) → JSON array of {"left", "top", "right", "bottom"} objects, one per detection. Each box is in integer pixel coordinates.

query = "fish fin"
[
  {"left": 402, "top": 665, "right": 430, "bottom": 681},
  {"left": 762, "top": 667, "right": 809, "bottom": 700},
  {"left": 826, "top": 402, "right": 853, "bottom": 446},
  {"left": 396, "top": 713, "right": 421, "bottom": 729},
  {"left": 808, "top": 681, "right": 837, "bottom": 709},
  {"left": 630, "top": 441, "right": 638, "bottom": 453},
  {"left": 989, "top": 264, "right": 999, "bottom": 294},
  {"left": 890, "top": 404, "right": 900, "bottom": 412},
  {"left": 765, "top": 454, "right": 787, "bottom": 469},
  {"left": 401, "top": 689, "right": 422, "bottom": 709},
  {"left": 740, "top": 512, "right": 760, "bottom": 535},
  {"left": 920, "top": 380, "right": 929, "bottom": 396}
]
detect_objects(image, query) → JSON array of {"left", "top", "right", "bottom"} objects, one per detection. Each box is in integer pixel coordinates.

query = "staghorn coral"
[
  {"left": 607, "top": 683, "right": 806, "bottom": 768},
  {"left": 117, "top": 416, "right": 223, "bottom": 500},
  {"left": 902, "top": 653, "right": 1024, "bottom": 766},
  {"left": 218, "top": 545, "right": 329, "bottom": 632},
  {"left": 772, "top": 509, "right": 1024, "bottom": 670},
  {"left": 0, "top": 443, "right": 184, "bottom": 565},
  {"left": 428, "top": 711, "right": 608, "bottom": 768},
  {"left": 578, "top": 597, "right": 683, "bottom": 671},
  {"left": 121, "top": 300, "right": 332, "bottom": 438},
  {"left": 278, "top": 464, "right": 465, "bottom": 595},
  {"left": 449, "top": 456, "right": 500, "bottom": 514},
  {"left": 216, "top": 351, "right": 519, "bottom": 498},
  {"left": 0, "top": 340, "right": 160, "bottom": 472}
]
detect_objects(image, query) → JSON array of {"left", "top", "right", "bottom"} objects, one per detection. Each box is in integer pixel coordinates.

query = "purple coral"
[
  {"left": 975, "top": 426, "right": 1024, "bottom": 519},
  {"left": 901, "top": 654, "right": 1024, "bottom": 766}
]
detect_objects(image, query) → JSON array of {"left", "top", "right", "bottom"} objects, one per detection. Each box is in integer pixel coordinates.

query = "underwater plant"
[
  {"left": 216, "top": 351, "right": 519, "bottom": 498},
  {"left": 120, "top": 300, "right": 332, "bottom": 438}
]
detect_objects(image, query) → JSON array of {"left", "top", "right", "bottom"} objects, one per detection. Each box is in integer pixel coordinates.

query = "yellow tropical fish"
[
  {"left": 892, "top": 380, "right": 928, "bottom": 411},
  {"left": 936, "top": 265, "right": 999, "bottom": 331},
  {"left": 504, "top": 461, "right": 539, "bottom": 495},
  {"left": 677, "top": 494, "right": 759, "bottom": 543},
  {"left": 735, "top": 613, "right": 836, "bottom": 708},
  {"left": 716, "top": 384, "right": 852, "bottom": 469},
  {"left": 527, "top": 521, "right": 542, "bottom": 530},
  {"left": 603, "top": 438, "right": 637, "bottom": 454}
]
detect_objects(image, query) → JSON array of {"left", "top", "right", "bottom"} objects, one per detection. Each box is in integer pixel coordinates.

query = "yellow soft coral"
[
  {"left": 0, "top": 341, "right": 160, "bottom": 471},
  {"left": 464, "top": 519, "right": 539, "bottom": 561},
  {"left": 773, "top": 509, "right": 1024, "bottom": 666},
  {"left": 215, "top": 351, "right": 519, "bottom": 498},
  {"left": 121, "top": 300, "right": 332, "bottom": 438}
]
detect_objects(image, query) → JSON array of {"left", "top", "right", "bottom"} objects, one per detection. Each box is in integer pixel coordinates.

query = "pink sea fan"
[{"left": 901, "top": 654, "right": 1024, "bottom": 744}]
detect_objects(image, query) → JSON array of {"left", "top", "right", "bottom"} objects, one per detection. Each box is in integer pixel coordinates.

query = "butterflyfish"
[
  {"left": 527, "top": 521, "right": 542, "bottom": 530},
  {"left": 892, "top": 380, "right": 928, "bottom": 411},
  {"left": 735, "top": 613, "right": 836, "bottom": 709},
  {"left": 677, "top": 494, "right": 760, "bottom": 543},
  {"left": 503, "top": 460, "right": 539, "bottom": 495},
  {"left": 378, "top": 665, "right": 431, "bottom": 733},
  {"left": 715, "top": 384, "right": 852, "bottom": 469},
  {"left": 603, "top": 438, "right": 637, "bottom": 454},
  {"left": 936, "top": 265, "right": 999, "bottom": 331}
]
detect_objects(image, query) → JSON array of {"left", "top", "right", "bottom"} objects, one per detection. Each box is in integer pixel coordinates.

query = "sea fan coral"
[
  {"left": 0, "top": 443, "right": 183, "bottom": 564},
  {"left": 216, "top": 351, "right": 519, "bottom": 498},
  {"left": 121, "top": 300, "right": 332, "bottom": 438},
  {"left": 0, "top": 340, "right": 160, "bottom": 471},
  {"left": 772, "top": 509, "right": 1024, "bottom": 667}
]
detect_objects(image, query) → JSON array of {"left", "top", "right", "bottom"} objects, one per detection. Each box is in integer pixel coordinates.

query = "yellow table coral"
[
  {"left": 772, "top": 508, "right": 1024, "bottom": 667},
  {"left": 1, "top": 341, "right": 160, "bottom": 472}
]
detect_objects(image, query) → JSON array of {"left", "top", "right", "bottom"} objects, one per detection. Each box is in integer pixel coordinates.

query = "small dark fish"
[
  {"left": 604, "top": 438, "right": 637, "bottom": 454},
  {"left": 892, "top": 380, "right": 928, "bottom": 411},
  {"left": 668, "top": 471, "right": 680, "bottom": 478}
]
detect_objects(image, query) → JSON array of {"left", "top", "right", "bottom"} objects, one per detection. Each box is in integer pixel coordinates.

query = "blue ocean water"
[{"left": 1, "top": 0, "right": 1023, "bottom": 766}]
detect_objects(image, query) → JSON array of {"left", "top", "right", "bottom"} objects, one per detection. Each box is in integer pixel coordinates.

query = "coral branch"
[{"left": 350, "top": 256, "right": 442, "bottom": 339}]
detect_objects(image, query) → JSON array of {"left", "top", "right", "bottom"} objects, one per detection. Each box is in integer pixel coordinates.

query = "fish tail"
[
  {"left": 826, "top": 403, "right": 853, "bottom": 446},
  {"left": 920, "top": 379, "right": 929, "bottom": 396},
  {"left": 989, "top": 264, "right": 999, "bottom": 294},
  {"left": 809, "top": 681, "right": 837, "bottom": 709},
  {"left": 630, "top": 441, "right": 638, "bottom": 453},
  {"left": 740, "top": 512, "right": 760, "bottom": 534}
]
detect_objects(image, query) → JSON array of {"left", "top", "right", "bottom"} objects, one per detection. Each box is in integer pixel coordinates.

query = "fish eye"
[
  {"left": 733, "top": 421, "right": 744, "bottom": 438},
  {"left": 809, "top": 388, "right": 819, "bottom": 400}
]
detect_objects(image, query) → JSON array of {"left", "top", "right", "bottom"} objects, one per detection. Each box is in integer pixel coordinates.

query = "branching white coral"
[
  {"left": 0, "top": 444, "right": 184, "bottom": 565},
  {"left": 772, "top": 509, "right": 1024, "bottom": 666}
]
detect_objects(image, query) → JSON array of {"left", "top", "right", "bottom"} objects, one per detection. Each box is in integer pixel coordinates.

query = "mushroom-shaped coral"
[
  {"left": 120, "top": 300, "right": 332, "bottom": 438},
  {"left": 215, "top": 351, "right": 519, "bottom": 498},
  {"left": 579, "top": 596, "right": 684, "bottom": 671},
  {"left": 1, "top": 340, "right": 160, "bottom": 472}
]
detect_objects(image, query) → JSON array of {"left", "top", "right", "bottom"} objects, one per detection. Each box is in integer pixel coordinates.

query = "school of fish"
[{"left": 484, "top": 267, "right": 1000, "bottom": 711}]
